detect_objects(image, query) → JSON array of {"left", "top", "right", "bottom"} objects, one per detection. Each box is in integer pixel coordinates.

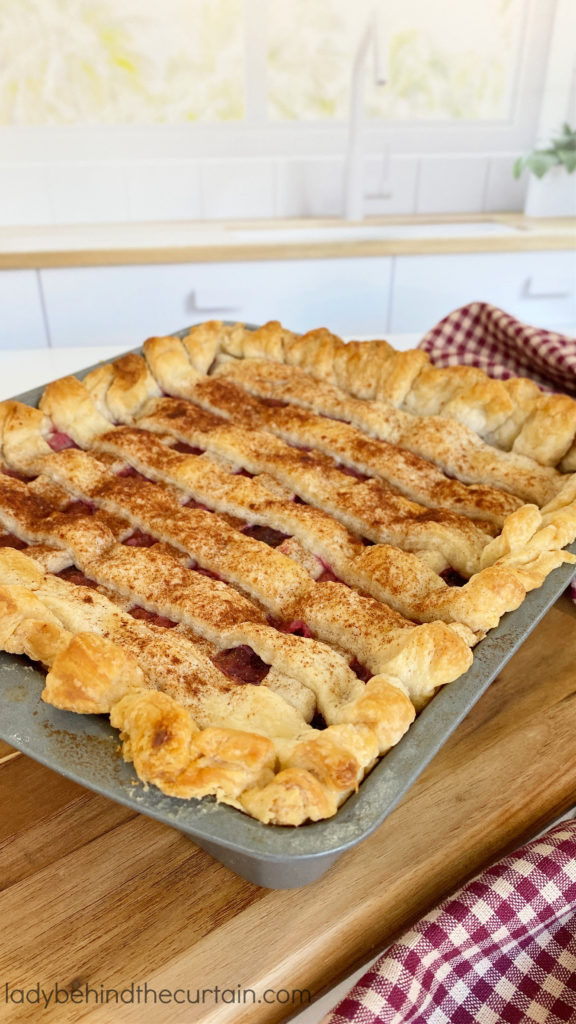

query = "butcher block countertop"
[
  {"left": 0, "top": 213, "right": 574, "bottom": 269},
  {"left": 1, "top": 592, "right": 576, "bottom": 1024}
]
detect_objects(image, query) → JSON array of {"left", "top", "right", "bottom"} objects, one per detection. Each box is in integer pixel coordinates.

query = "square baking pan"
[{"left": 1, "top": 329, "right": 575, "bottom": 889}]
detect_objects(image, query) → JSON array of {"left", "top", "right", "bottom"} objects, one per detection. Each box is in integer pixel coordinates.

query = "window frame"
[{"left": 0, "top": 0, "right": 558, "bottom": 165}]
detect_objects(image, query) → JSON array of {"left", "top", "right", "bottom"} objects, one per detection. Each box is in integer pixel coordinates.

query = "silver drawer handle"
[
  {"left": 524, "top": 275, "right": 575, "bottom": 299},
  {"left": 188, "top": 289, "right": 243, "bottom": 312}
]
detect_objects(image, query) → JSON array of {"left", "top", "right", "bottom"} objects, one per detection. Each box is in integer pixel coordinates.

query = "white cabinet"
[
  {"left": 390, "top": 251, "right": 576, "bottom": 333},
  {"left": 0, "top": 271, "right": 48, "bottom": 350},
  {"left": 39, "top": 258, "right": 393, "bottom": 347},
  {"left": 6, "top": 249, "right": 575, "bottom": 350}
]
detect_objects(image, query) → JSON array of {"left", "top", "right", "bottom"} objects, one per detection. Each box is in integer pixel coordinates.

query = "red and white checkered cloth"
[
  {"left": 326, "top": 819, "right": 576, "bottom": 1024},
  {"left": 418, "top": 302, "right": 576, "bottom": 605},
  {"left": 418, "top": 303, "right": 576, "bottom": 397}
]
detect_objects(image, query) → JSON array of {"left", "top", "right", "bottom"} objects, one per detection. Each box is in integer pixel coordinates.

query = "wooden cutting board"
[{"left": 1, "top": 594, "right": 576, "bottom": 1024}]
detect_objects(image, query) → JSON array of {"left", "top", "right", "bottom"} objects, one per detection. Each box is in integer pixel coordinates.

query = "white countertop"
[
  {"left": 0, "top": 345, "right": 137, "bottom": 400},
  {"left": 1, "top": 214, "right": 574, "bottom": 269},
  {"left": 0, "top": 216, "right": 533, "bottom": 254}
]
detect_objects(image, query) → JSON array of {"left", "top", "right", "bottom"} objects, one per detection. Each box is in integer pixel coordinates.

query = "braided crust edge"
[{"left": 184, "top": 320, "right": 576, "bottom": 469}]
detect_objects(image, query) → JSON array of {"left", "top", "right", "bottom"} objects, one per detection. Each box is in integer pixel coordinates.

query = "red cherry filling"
[
  {"left": 242, "top": 524, "right": 289, "bottom": 548},
  {"left": 128, "top": 606, "right": 177, "bottom": 628},
  {"left": 440, "top": 567, "right": 467, "bottom": 587},
  {"left": 269, "top": 619, "right": 314, "bottom": 638},
  {"left": 0, "top": 534, "right": 27, "bottom": 550},
  {"left": 172, "top": 442, "right": 204, "bottom": 455},
  {"left": 184, "top": 497, "right": 211, "bottom": 511},
  {"left": 123, "top": 530, "right": 157, "bottom": 547},
  {"left": 315, "top": 557, "right": 345, "bottom": 584},
  {"left": 260, "top": 398, "right": 288, "bottom": 408},
  {"left": 48, "top": 431, "right": 79, "bottom": 452},
  {"left": 56, "top": 567, "right": 99, "bottom": 589},
  {"left": 2, "top": 467, "right": 34, "bottom": 481},
  {"left": 117, "top": 467, "right": 148, "bottom": 480},
  {"left": 349, "top": 657, "right": 371, "bottom": 682},
  {"left": 212, "top": 645, "right": 270, "bottom": 684},
  {"left": 193, "top": 566, "right": 225, "bottom": 581},
  {"left": 336, "top": 463, "right": 370, "bottom": 482},
  {"left": 318, "top": 569, "right": 340, "bottom": 583},
  {"left": 65, "top": 500, "right": 96, "bottom": 515},
  {"left": 309, "top": 711, "right": 327, "bottom": 730}
]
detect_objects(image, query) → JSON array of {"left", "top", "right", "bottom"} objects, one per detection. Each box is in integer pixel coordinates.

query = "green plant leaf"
[
  {"left": 552, "top": 125, "right": 576, "bottom": 150},
  {"left": 558, "top": 149, "right": 576, "bottom": 173},
  {"left": 525, "top": 150, "right": 559, "bottom": 178},
  {"left": 513, "top": 155, "right": 525, "bottom": 179},
  {"left": 515, "top": 124, "right": 576, "bottom": 179},
  {"left": 553, "top": 136, "right": 576, "bottom": 155}
]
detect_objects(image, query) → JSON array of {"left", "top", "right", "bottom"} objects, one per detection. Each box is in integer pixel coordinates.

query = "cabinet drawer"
[
  {"left": 390, "top": 251, "right": 576, "bottom": 333},
  {"left": 0, "top": 271, "right": 48, "bottom": 350},
  {"left": 40, "top": 258, "right": 393, "bottom": 347}
]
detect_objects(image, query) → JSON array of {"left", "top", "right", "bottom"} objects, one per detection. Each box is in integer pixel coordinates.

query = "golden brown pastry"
[
  {"left": 1, "top": 318, "right": 575, "bottom": 826},
  {"left": 0, "top": 546, "right": 415, "bottom": 823},
  {"left": 181, "top": 319, "right": 576, "bottom": 470}
]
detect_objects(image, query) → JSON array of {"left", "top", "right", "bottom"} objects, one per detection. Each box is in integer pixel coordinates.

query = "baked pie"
[{"left": 1, "top": 320, "right": 575, "bottom": 826}]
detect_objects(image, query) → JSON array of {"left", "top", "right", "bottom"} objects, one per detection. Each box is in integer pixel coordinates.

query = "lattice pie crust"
[{"left": 1, "top": 320, "right": 575, "bottom": 826}]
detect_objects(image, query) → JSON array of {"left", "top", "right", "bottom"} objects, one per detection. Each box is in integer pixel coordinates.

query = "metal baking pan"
[{"left": 1, "top": 330, "right": 575, "bottom": 889}]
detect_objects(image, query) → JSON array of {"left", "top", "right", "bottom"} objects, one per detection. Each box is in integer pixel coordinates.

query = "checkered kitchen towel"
[
  {"left": 418, "top": 303, "right": 576, "bottom": 397},
  {"left": 418, "top": 302, "right": 576, "bottom": 604},
  {"left": 326, "top": 820, "right": 576, "bottom": 1024}
]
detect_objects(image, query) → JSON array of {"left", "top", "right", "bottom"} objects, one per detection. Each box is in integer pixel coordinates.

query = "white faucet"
[{"left": 343, "top": 6, "right": 388, "bottom": 221}]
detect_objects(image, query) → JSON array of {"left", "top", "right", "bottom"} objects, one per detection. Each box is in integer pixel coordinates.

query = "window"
[
  {"left": 268, "top": 0, "right": 525, "bottom": 122},
  {"left": 0, "top": 0, "right": 558, "bottom": 163},
  {"left": 0, "top": 0, "right": 245, "bottom": 124}
]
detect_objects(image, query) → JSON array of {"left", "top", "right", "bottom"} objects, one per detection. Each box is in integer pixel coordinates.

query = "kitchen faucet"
[{"left": 343, "top": 5, "right": 388, "bottom": 221}]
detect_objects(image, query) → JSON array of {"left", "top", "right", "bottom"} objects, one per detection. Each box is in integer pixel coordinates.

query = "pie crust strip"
[
  {"left": 0, "top": 546, "right": 416, "bottom": 825},
  {"left": 61, "top": 343, "right": 567, "bottom": 544},
  {"left": 0, "top": 472, "right": 357, "bottom": 724},
  {"left": 40, "top": 358, "right": 575, "bottom": 634},
  {"left": 184, "top": 375, "right": 524, "bottom": 529},
  {"left": 91, "top": 425, "right": 574, "bottom": 636},
  {"left": 70, "top": 373, "right": 494, "bottom": 581},
  {"left": 177, "top": 320, "right": 576, "bottom": 471},
  {"left": 39, "top": 363, "right": 511, "bottom": 577},
  {"left": 2, "top": 394, "right": 574, "bottom": 640},
  {"left": 138, "top": 337, "right": 529, "bottom": 529},
  {"left": 1, "top": 322, "right": 576, "bottom": 825},
  {"left": 0, "top": 465, "right": 472, "bottom": 709},
  {"left": 209, "top": 357, "right": 565, "bottom": 506}
]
